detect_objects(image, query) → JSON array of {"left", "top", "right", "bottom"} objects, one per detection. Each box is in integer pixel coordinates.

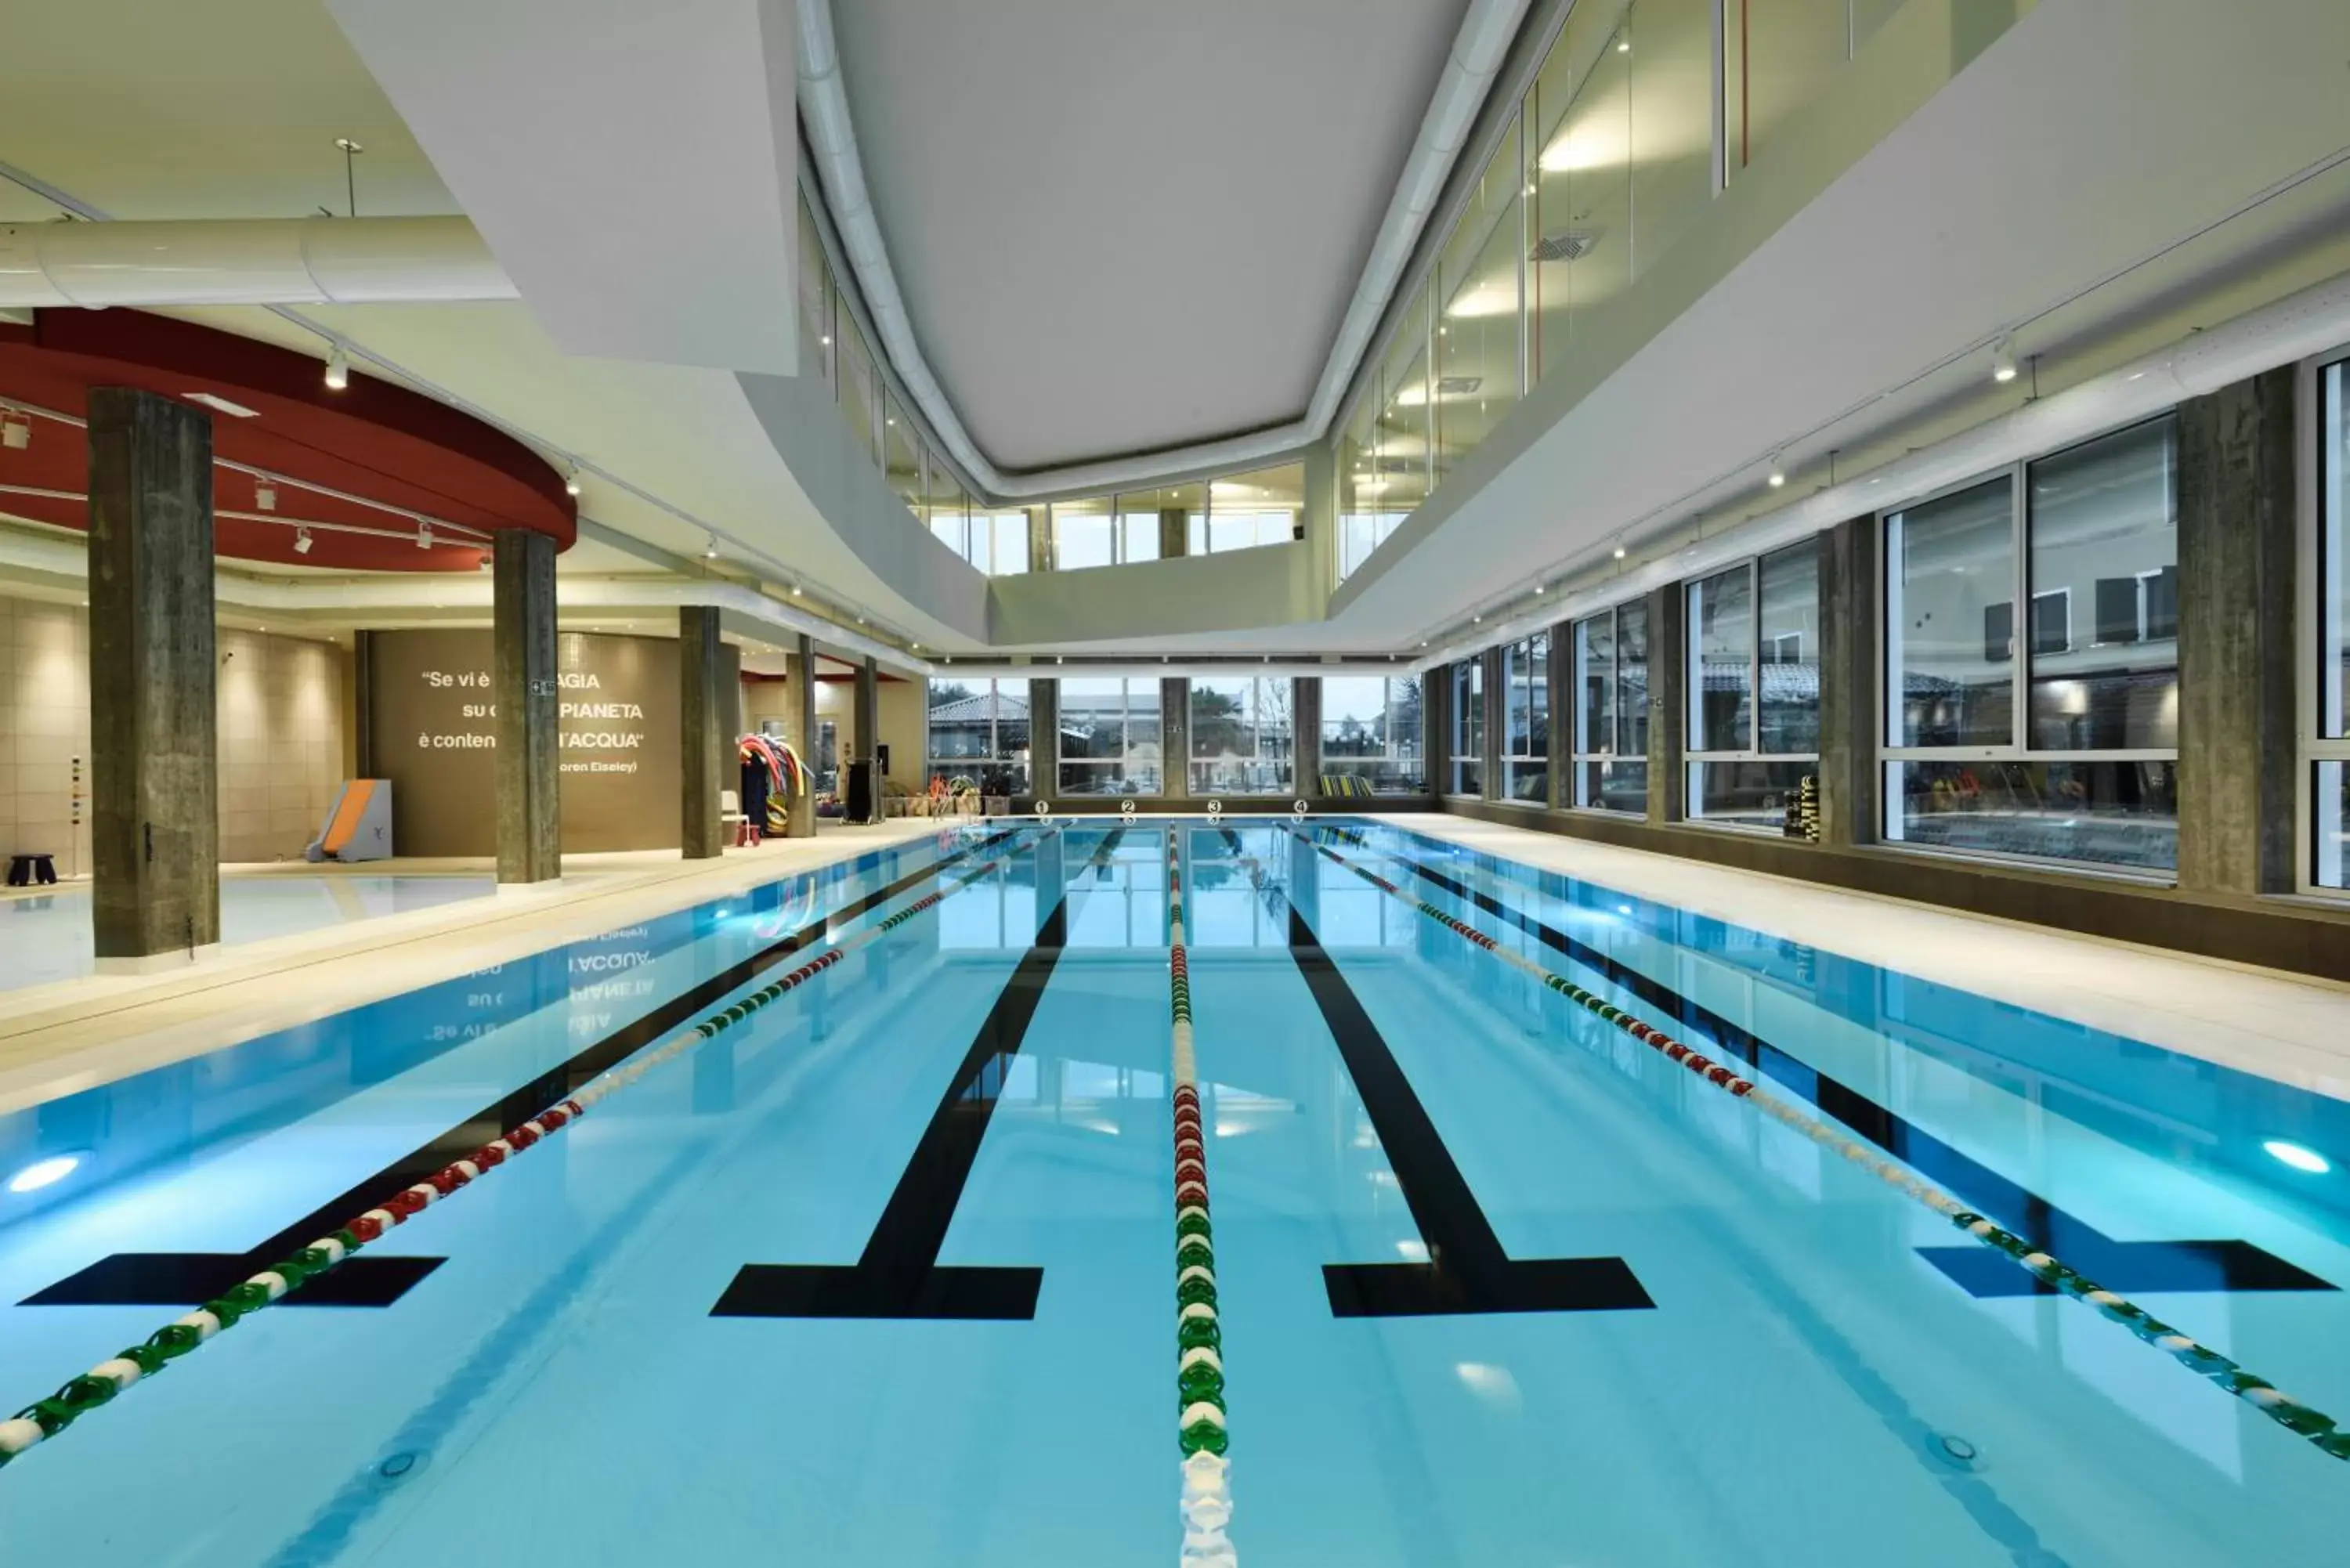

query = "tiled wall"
[{"left": 0, "top": 595, "right": 352, "bottom": 874}]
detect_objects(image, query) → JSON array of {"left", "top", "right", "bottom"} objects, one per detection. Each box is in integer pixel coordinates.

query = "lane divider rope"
[
  {"left": 1167, "top": 829, "right": 1237, "bottom": 1567},
  {"left": 1296, "top": 827, "right": 2350, "bottom": 1465},
  {"left": 0, "top": 831, "right": 1038, "bottom": 1474}
]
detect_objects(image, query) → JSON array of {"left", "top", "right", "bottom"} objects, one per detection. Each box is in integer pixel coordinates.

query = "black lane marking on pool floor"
[
  {"left": 21, "top": 829, "right": 1025, "bottom": 1311},
  {"left": 1275, "top": 891, "right": 1653, "bottom": 1319},
  {"left": 1330, "top": 826, "right": 2334, "bottom": 1301},
  {"left": 710, "top": 826, "right": 1130, "bottom": 1321}
]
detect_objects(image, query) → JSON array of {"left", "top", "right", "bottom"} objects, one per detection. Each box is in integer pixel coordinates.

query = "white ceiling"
[{"left": 830, "top": 0, "right": 1470, "bottom": 473}]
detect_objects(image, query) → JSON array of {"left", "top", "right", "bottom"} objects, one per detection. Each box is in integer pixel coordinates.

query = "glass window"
[
  {"left": 1883, "top": 423, "right": 2180, "bottom": 875},
  {"left": 796, "top": 199, "right": 835, "bottom": 386},
  {"left": 1724, "top": 0, "right": 1851, "bottom": 182},
  {"left": 1117, "top": 484, "right": 1202, "bottom": 562},
  {"left": 1057, "top": 678, "right": 1163, "bottom": 796},
  {"left": 2316, "top": 357, "right": 2350, "bottom": 888},
  {"left": 1573, "top": 601, "right": 1648, "bottom": 811},
  {"left": 1199, "top": 465, "right": 1303, "bottom": 555},
  {"left": 974, "top": 511, "right": 1029, "bottom": 578},
  {"left": 1502, "top": 632, "right": 1550, "bottom": 803},
  {"left": 1434, "top": 125, "right": 1523, "bottom": 484},
  {"left": 1885, "top": 475, "right": 2016, "bottom": 747},
  {"left": 1687, "top": 544, "right": 1819, "bottom": 829},
  {"left": 925, "top": 677, "right": 1031, "bottom": 797},
  {"left": 837, "top": 313, "right": 880, "bottom": 463},
  {"left": 1449, "top": 658, "right": 1485, "bottom": 796},
  {"left": 1628, "top": 0, "right": 1716, "bottom": 272},
  {"left": 2027, "top": 418, "right": 2178, "bottom": 750},
  {"left": 1050, "top": 496, "right": 1116, "bottom": 571},
  {"left": 1318, "top": 676, "right": 1426, "bottom": 795},
  {"left": 1377, "top": 287, "right": 1435, "bottom": 518},
  {"left": 1339, "top": 398, "right": 1408, "bottom": 581},
  {"left": 1528, "top": 0, "right": 1632, "bottom": 389},
  {"left": 883, "top": 391, "right": 923, "bottom": 513},
  {"left": 1188, "top": 677, "right": 1294, "bottom": 797}
]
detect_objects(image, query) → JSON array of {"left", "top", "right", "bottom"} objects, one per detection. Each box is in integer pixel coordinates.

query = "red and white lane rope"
[
  {"left": 0, "top": 833, "right": 1034, "bottom": 1474},
  {"left": 1298, "top": 829, "right": 2350, "bottom": 1465},
  {"left": 1167, "top": 830, "right": 1237, "bottom": 1567}
]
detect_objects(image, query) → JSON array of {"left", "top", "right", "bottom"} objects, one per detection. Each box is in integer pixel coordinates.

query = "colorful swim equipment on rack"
[
  {"left": 735, "top": 733, "right": 809, "bottom": 842},
  {"left": 1166, "top": 830, "right": 1238, "bottom": 1566}
]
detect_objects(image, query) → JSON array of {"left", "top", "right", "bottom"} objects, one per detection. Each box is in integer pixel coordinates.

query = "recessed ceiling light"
[
  {"left": 2264, "top": 1140, "right": 2330, "bottom": 1174},
  {"left": 7, "top": 1154, "right": 81, "bottom": 1194},
  {"left": 183, "top": 392, "right": 261, "bottom": 418}
]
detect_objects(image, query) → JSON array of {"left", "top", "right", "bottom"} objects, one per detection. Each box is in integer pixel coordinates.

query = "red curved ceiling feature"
[{"left": 0, "top": 309, "right": 573, "bottom": 573}]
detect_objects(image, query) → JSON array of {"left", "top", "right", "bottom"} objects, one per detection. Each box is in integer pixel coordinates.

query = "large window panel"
[
  {"left": 1529, "top": 0, "right": 1632, "bottom": 388},
  {"left": 1050, "top": 496, "right": 1116, "bottom": 572},
  {"left": 1628, "top": 0, "right": 1716, "bottom": 272},
  {"left": 1503, "top": 632, "right": 1551, "bottom": 803},
  {"left": 1689, "top": 565, "right": 1753, "bottom": 753},
  {"left": 925, "top": 677, "right": 1031, "bottom": 796},
  {"left": 1573, "top": 601, "right": 1648, "bottom": 811},
  {"left": 1188, "top": 677, "right": 1294, "bottom": 797},
  {"left": 1198, "top": 465, "right": 1303, "bottom": 555},
  {"left": 1058, "top": 679, "right": 1163, "bottom": 796},
  {"left": 1882, "top": 425, "right": 2180, "bottom": 876},
  {"left": 1885, "top": 475, "right": 2016, "bottom": 747},
  {"left": 1319, "top": 676, "right": 1425, "bottom": 795},
  {"left": 1449, "top": 659, "right": 1484, "bottom": 796},
  {"left": 1725, "top": 0, "right": 1851, "bottom": 182},
  {"left": 1434, "top": 126, "right": 1524, "bottom": 483},
  {"left": 837, "top": 313, "right": 880, "bottom": 463},
  {"left": 1687, "top": 547, "right": 1818, "bottom": 829},
  {"left": 2317, "top": 357, "right": 2350, "bottom": 888},
  {"left": 2026, "top": 418, "right": 2178, "bottom": 750}
]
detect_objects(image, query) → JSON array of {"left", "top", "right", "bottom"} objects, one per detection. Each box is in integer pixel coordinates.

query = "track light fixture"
[
  {"left": 324, "top": 346, "right": 349, "bottom": 391},
  {"left": 0, "top": 411, "right": 30, "bottom": 450},
  {"left": 293, "top": 527, "right": 313, "bottom": 555},
  {"left": 1767, "top": 454, "right": 1786, "bottom": 488},
  {"left": 416, "top": 523, "right": 433, "bottom": 550},
  {"left": 1614, "top": 544, "right": 1628, "bottom": 559},
  {"left": 1991, "top": 336, "right": 2018, "bottom": 384},
  {"left": 254, "top": 480, "right": 277, "bottom": 511},
  {"left": 703, "top": 533, "right": 720, "bottom": 559},
  {"left": 566, "top": 465, "right": 583, "bottom": 497}
]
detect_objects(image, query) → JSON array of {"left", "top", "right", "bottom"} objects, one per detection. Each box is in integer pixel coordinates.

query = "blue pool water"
[
  {"left": 0, "top": 819, "right": 2346, "bottom": 1564},
  {"left": 0, "top": 874, "right": 499, "bottom": 992}
]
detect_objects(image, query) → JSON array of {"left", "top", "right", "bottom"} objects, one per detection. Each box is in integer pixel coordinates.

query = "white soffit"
[{"left": 328, "top": 0, "right": 800, "bottom": 374}]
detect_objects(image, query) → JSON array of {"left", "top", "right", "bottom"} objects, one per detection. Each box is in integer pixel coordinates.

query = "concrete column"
[
  {"left": 1423, "top": 662, "right": 1449, "bottom": 801},
  {"left": 1547, "top": 622, "right": 1571, "bottom": 811},
  {"left": 86, "top": 388, "right": 219, "bottom": 963},
  {"left": 1029, "top": 506, "right": 1054, "bottom": 573},
  {"left": 2178, "top": 367, "right": 2298, "bottom": 895},
  {"left": 1293, "top": 675, "right": 1322, "bottom": 797},
  {"left": 1159, "top": 507, "right": 1188, "bottom": 562},
  {"left": 1481, "top": 647, "right": 1503, "bottom": 802},
  {"left": 1163, "top": 676, "right": 1188, "bottom": 798},
  {"left": 855, "top": 655, "right": 879, "bottom": 820},
  {"left": 678, "top": 605, "right": 725, "bottom": 859},
  {"left": 787, "top": 634, "right": 817, "bottom": 837},
  {"left": 1646, "top": 582, "right": 1687, "bottom": 824},
  {"left": 493, "top": 528, "right": 560, "bottom": 883},
  {"left": 1817, "top": 518, "right": 1878, "bottom": 847},
  {"left": 1029, "top": 677, "right": 1059, "bottom": 801}
]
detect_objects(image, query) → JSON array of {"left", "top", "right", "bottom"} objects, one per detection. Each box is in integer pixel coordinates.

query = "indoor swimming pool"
[
  {"left": 0, "top": 818, "right": 2345, "bottom": 1565},
  {"left": 0, "top": 874, "right": 500, "bottom": 993}
]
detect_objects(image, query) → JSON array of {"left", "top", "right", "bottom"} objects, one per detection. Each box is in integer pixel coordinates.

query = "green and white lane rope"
[
  {"left": 1298, "top": 829, "right": 2350, "bottom": 1465},
  {"left": 1167, "top": 830, "right": 1238, "bottom": 1567},
  {"left": 0, "top": 832, "right": 1036, "bottom": 1474}
]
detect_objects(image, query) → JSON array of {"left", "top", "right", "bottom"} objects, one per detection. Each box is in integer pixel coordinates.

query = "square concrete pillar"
[
  {"left": 787, "top": 633, "right": 817, "bottom": 836},
  {"left": 1163, "top": 677, "right": 1188, "bottom": 798},
  {"left": 1645, "top": 582, "right": 1687, "bottom": 824},
  {"left": 1159, "top": 507, "right": 1188, "bottom": 561},
  {"left": 493, "top": 528, "right": 560, "bottom": 883},
  {"left": 679, "top": 605, "right": 726, "bottom": 859},
  {"left": 1817, "top": 517, "right": 1878, "bottom": 847},
  {"left": 1293, "top": 674, "right": 1322, "bottom": 797},
  {"left": 1481, "top": 647, "right": 1503, "bottom": 803},
  {"left": 1423, "top": 662, "right": 1449, "bottom": 802},
  {"left": 1029, "top": 677, "right": 1060, "bottom": 802},
  {"left": 86, "top": 388, "right": 219, "bottom": 963},
  {"left": 2177, "top": 367, "right": 2298, "bottom": 895}
]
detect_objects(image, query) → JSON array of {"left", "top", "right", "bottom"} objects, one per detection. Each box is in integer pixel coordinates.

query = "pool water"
[
  {"left": 0, "top": 818, "right": 2345, "bottom": 1566},
  {"left": 0, "top": 874, "right": 499, "bottom": 992}
]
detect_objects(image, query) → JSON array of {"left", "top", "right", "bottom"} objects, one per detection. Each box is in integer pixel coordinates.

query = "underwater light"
[
  {"left": 2263, "top": 1140, "right": 2330, "bottom": 1175},
  {"left": 7, "top": 1155, "right": 81, "bottom": 1194}
]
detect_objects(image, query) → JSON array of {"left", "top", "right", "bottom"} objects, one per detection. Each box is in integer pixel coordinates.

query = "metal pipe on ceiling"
[{"left": 0, "top": 215, "right": 514, "bottom": 308}]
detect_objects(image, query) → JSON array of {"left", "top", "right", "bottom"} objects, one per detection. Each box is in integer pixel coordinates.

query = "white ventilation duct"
[
  {"left": 1414, "top": 268, "right": 2350, "bottom": 673},
  {"left": 0, "top": 216, "right": 514, "bottom": 308},
  {"left": 797, "top": 0, "right": 1531, "bottom": 500}
]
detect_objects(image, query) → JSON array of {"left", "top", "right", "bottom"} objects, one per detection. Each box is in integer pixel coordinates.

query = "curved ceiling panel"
[{"left": 832, "top": 0, "right": 1469, "bottom": 474}]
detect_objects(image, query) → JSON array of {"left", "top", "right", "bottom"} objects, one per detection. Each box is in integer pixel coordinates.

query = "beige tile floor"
[
  {"left": 1361, "top": 814, "right": 2350, "bottom": 1102},
  {"left": 0, "top": 823, "right": 942, "bottom": 1118}
]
